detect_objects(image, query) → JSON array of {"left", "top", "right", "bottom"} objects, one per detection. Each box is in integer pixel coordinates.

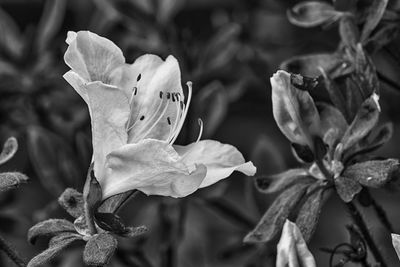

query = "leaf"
[
  {"left": 360, "top": 0, "right": 388, "bottom": 41},
  {"left": 295, "top": 186, "right": 330, "bottom": 242},
  {"left": 255, "top": 168, "right": 312, "bottom": 194},
  {"left": 0, "top": 7, "right": 22, "bottom": 57},
  {"left": 271, "top": 70, "right": 321, "bottom": 147},
  {"left": 334, "top": 176, "right": 362, "bottom": 202},
  {"left": 287, "top": 1, "right": 342, "bottom": 28},
  {"left": 391, "top": 233, "right": 400, "bottom": 261},
  {"left": 123, "top": 226, "right": 148, "bottom": 238},
  {"left": 366, "top": 24, "right": 400, "bottom": 53},
  {"left": 280, "top": 53, "right": 343, "bottom": 77},
  {"left": 360, "top": 122, "right": 393, "bottom": 153},
  {"left": 0, "top": 137, "right": 18, "bottom": 165},
  {"left": 58, "top": 188, "right": 84, "bottom": 218},
  {"left": 317, "top": 103, "right": 348, "bottom": 148},
  {"left": 319, "top": 69, "right": 347, "bottom": 118},
  {"left": 156, "top": 0, "right": 185, "bottom": 24},
  {"left": 27, "top": 126, "right": 80, "bottom": 196},
  {"left": 98, "top": 191, "right": 135, "bottom": 213},
  {"left": 343, "top": 159, "right": 399, "bottom": 188},
  {"left": 243, "top": 181, "right": 312, "bottom": 243},
  {"left": 194, "top": 81, "right": 228, "bottom": 138},
  {"left": 83, "top": 233, "right": 118, "bottom": 266},
  {"left": 291, "top": 143, "right": 314, "bottom": 163},
  {"left": 339, "top": 15, "right": 359, "bottom": 47},
  {"left": 84, "top": 170, "right": 103, "bottom": 212},
  {"left": 0, "top": 172, "right": 28, "bottom": 192},
  {"left": 94, "top": 212, "right": 126, "bottom": 234},
  {"left": 28, "top": 219, "right": 76, "bottom": 244},
  {"left": 28, "top": 233, "right": 83, "bottom": 267},
  {"left": 276, "top": 220, "right": 316, "bottom": 267},
  {"left": 340, "top": 93, "right": 380, "bottom": 151},
  {"left": 36, "top": 0, "right": 67, "bottom": 52}
]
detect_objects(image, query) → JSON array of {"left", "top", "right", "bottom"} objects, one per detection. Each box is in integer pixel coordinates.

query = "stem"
[
  {"left": 364, "top": 189, "right": 394, "bottom": 233},
  {"left": 346, "top": 202, "right": 387, "bottom": 267},
  {"left": 0, "top": 235, "right": 26, "bottom": 267}
]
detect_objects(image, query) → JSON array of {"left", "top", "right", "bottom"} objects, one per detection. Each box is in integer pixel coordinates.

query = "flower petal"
[
  {"left": 174, "top": 140, "right": 256, "bottom": 188},
  {"left": 84, "top": 82, "right": 130, "bottom": 181},
  {"left": 63, "top": 70, "right": 89, "bottom": 104},
  {"left": 127, "top": 55, "right": 186, "bottom": 143},
  {"left": 103, "top": 139, "right": 207, "bottom": 199},
  {"left": 276, "top": 220, "right": 316, "bottom": 267},
  {"left": 64, "top": 31, "right": 125, "bottom": 83},
  {"left": 271, "top": 70, "right": 321, "bottom": 147}
]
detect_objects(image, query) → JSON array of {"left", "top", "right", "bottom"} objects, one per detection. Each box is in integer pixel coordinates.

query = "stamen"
[
  {"left": 133, "top": 87, "right": 137, "bottom": 95},
  {"left": 167, "top": 92, "right": 171, "bottom": 99},
  {"left": 167, "top": 117, "right": 171, "bottom": 125},
  {"left": 170, "top": 81, "right": 193, "bottom": 144},
  {"left": 127, "top": 97, "right": 166, "bottom": 132},
  {"left": 159, "top": 91, "right": 163, "bottom": 99},
  {"left": 134, "top": 101, "right": 170, "bottom": 140},
  {"left": 137, "top": 73, "right": 141, "bottom": 81},
  {"left": 196, "top": 118, "right": 203, "bottom": 143}
]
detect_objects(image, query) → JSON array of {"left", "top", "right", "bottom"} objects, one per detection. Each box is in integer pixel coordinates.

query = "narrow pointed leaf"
[
  {"left": 343, "top": 159, "right": 399, "bottom": 188},
  {"left": 255, "top": 168, "right": 311, "bottom": 194},
  {"left": 335, "top": 176, "right": 362, "bottom": 202},
  {"left": 244, "top": 181, "right": 312, "bottom": 243},
  {"left": 28, "top": 219, "right": 76, "bottom": 244},
  {"left": 360, "top": 0, "right": 388, "bottom": 41}
]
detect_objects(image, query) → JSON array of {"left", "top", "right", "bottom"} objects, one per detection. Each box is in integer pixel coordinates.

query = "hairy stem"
[
  {"left": 364, "top": 189, "right": 394, "bottom": 233},
  {"left": 0, "top": 235, "right": 26, "bottom": 267},
  {"left": 346, "top": 202, "right": 387, "bottom": 267}
]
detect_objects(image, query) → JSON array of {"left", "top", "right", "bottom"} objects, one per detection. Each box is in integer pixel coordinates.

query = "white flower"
[{"left": 63, "top": 31, "right": 256, "bottom": 199}]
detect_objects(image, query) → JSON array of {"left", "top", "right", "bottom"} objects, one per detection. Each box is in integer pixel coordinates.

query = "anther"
[
  {"left": 159, "top": 91, "right": 163, "bottom": 99},
  {"left": 167, "top": 117, "right": 171, "bottom": 125},
  {"left": 140, "top": 115, "right": 145, "bottom": 121},
  {"left": 133, "top": 87, "right": 137, "bottom": 95},
  {"left": 167, "top": 92, "right": 171, "bottom": 99},
  {"left": 137, "top": 74, "right": 141, "bottom": 81}
]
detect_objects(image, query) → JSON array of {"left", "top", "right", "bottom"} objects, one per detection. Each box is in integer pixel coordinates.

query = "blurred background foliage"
[{"left": 1, "top": 0, "right": 400, "bottom": 266}]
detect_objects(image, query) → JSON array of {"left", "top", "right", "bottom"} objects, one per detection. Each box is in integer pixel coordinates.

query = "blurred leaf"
[
  {"left": 0, "top": 172, "right": 28, "bottom": 192},
  {"left": 28, "top": 219, "right": 76, "bottom": 244},
  {"left": 334, "top": 176, "right": 362, "bottom": 203},
  {"left": 250, "top": 134, "right": 285, "bottom": 175},
  {"left": 271, "top": 70, "right": 321, "bottom": 147},
  {"left": 343, "top": 159, "right": 399, "bottom": 188},
  {"left": 287, "top": 1, "right": 342, "bottom": 28},
  {"left": 244, "top": 181, "right": 311, "bottom": 243},
  {"left": 0, "top": 7, "right": 22, "bottom": 58},
  {"left": 156, "top": 0, "right": 185, "bottom": 24},
  {"left": 84, "top": 233, "right": 117, "bottom": 266},
  {"left": 391, "top": 233, "right": 400, "bottom": 261},
  {"left": 195, "top": 81, "right": 228, "bottom": 137},
  {"left": 58, "top": 188, "right": 84, "bottom": 218},
  {"left": 0, "top": 137, "right": 18, "bottom": 165},
  {"left": 366, "top": 24, "right": 400, "bottom": 53},
  {"left": 340, "top": 93, "right": 380, "bottom": 151},
  {"left": 339, "top": 16, "right": 359, "bottom": 47},
  {"left": 27, "top": 126, "right": 80, "bottom": 196},
  {"left": 36, "top": 0, "right": 67, "bottom": 52},
  {"left": 255, "top": 168, "right": 312, "bottom": 194},
  {"left": 295, "top": 186, "right": 330, "bottom": 242},
  {"left": 360, "top": 0, "right": 388, "bottom": 41},
  {"left": 28, "top": 233, "right": 83, "bottom": 267},
  {"left": 280, "top": 53, "right": 342, "bottom": 78}
]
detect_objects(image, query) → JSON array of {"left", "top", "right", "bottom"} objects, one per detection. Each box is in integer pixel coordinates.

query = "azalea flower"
[
  {"left": 276, "top": 220, "right": 316, "bottom": 267},
  {"left": 63, "top": 31, "right": 256, "bottom": 199}
]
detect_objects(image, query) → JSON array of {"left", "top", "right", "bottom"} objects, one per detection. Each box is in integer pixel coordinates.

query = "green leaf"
[
  {"left": 340, "top": 93, "right": 380, "bottom": 151},
  {"left": 83, "top": 233, "right": 118, "bottom": 266},
  {"left": 334, "top": 176, "right": 362, "bottom": 203},
  {"left": 343, "top": 159, "right": 399, "bottom": 188},
  {"left": 28, "top": 233, "right": 82, "bottom": 267},
  {"left": 295, "top": 186, "right": 330, "bottom": 242},
  {"left": 243, "top": 181, "right": 312, "bottom": 243},
  {"left": 271, "top": 70, "right": 321, "bottom": 147},
  {"left": 360, "top": 0, "right": 388, "bottom": 41},
  {"left": 391, "top": 233, "right": 400, "bottom": 261},
  {"left": 317, "top": 103, "right": 348, "bottom": 148},
  {"left": 0, "top": 137, "right": 18, "bottom": 165},
  {"left": 287, "top": 1, "right": 342, "bottom": 28},
  {"left": 255, "top": 168, "right": 312, "bottom": 194},
  {"left": 58, "top": 188, "right": 84, "bottom": 218},
  {"left": 0, "top": 172, "right": 28, "bottom": 192},
  {"left": 28, "top": 219, "right": 76, "bottom": 244}
]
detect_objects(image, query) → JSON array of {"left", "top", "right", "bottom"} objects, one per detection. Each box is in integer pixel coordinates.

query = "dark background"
[{"left": 1, "top": 0, "right": 400, "bottom": 266}]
